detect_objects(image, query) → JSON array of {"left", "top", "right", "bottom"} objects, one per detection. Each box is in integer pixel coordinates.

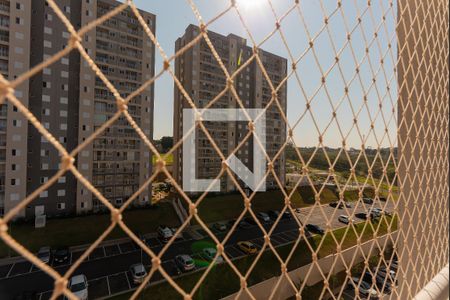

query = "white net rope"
[{"left": 0, "top": 0, "right": 447, "bottom": 299}]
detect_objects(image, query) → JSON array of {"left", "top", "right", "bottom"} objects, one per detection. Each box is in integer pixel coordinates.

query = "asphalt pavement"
[{"left": 0, "top": 199, "right": 395, "bottom": 300}]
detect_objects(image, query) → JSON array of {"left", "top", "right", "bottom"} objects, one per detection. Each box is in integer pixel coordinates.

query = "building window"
[
  {"left": 40, "top": 177, "right": 48, "bottom": 184},
  {"left": 58, "top": 176, "right": 66, "bottom": 183},
  {"left": 40, "top": 191, "right": 48, "bottom": 198},
  {"left": 57, "top": 190, "right": 66, "bottom": 197},
  {"left": 57, "top": 203, "right": 66, "bottom": 210},
  {"left": 44, "top": 27, "right": 52, "bottom": 35},
  {"left": 43, "top": 40, "right": 52, "bottom": 48}
]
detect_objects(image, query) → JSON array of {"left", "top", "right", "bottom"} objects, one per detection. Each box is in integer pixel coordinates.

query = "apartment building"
[
  {"left": 0, "top": 0, "right": 31, "bottom": 218},
  {"left": 173, "top": 25, "right": 287, "bottom": 193},
  {"left": 0, "top": 0, "right": 155, "bottom": 218}
]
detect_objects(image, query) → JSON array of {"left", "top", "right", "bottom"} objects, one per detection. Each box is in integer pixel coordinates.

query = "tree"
[{"left": 160, "top": 136, "right": 173, "bottom": 152}]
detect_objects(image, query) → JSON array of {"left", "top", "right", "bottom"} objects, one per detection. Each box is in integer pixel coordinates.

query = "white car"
[
  {"left": 157, "top": 225, "right": 174, "bottom": 243},
  {"left": 202, "top": 248, "right": 224, "bottom": 264},
  {"left": 338, "top": 215, "right": 354, "bottom": 224},
  {"left": 130, "top": 263, "right": 148, "bottom": 284},
  {"left": 256, "top": 212, "right": 270, "bottom": 223},
  {"left": 69, "top": 274, "right": 88, "bottom": 300},
  {"left": 175, "top": 254, "right": 195, "bottom": 272},
  {"left": 348, "top": 277, "right": 378, "bottom": 298},
  {"left": 37, "top": 246, "right": 51, "bottom": 264}
]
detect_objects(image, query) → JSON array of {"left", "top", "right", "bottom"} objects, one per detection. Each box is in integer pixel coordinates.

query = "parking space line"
[
  {"left": 5, "top": 263, "right": 14, "bottom": 278},
  {"left": 106, "top": 275, "right": 111, "bottom": 296},
  {"left": 125, "top": 271, "right": 132, "bottom": 290},
  {"left": 28, "top": 263, "right": 33, "bottom": 273}
]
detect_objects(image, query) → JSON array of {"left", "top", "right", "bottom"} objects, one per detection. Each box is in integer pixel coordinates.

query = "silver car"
[
  {"left": 175, "top": 254, "right": 195, "bottom": 272},
  {"left": 256, "top": 212, "right": 271, "bottom": 223},
  {"left": 130, "top": 263, "right": 147, "bottom": 284},
  {"left": 338, "top": 215, "right": 354, "bottom": 224},
  {"left": 69, "top": 274, "right": 88, "bottom": 300}
]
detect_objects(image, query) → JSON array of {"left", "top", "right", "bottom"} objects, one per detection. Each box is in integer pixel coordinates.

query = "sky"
[{"left": 133, "top": 0, "right": 397, "bottom": 148}]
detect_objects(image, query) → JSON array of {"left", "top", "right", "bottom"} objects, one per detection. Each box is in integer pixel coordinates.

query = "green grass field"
[{"left": 0, "top": 203, "right": 179, "bottom": 258}]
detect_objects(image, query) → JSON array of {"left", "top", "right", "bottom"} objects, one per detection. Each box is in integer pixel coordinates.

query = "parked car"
[
  {"left": 363, "top": 197, "right": 374, "bottom": 204},
  {"left": 167, "top": 264, "right": 182, "bottom": 276},
  {"left": 344, "top": 201, "right": 353, "bottom": 208},
  {"left": 171, "top": 227, "right": 183, "bottom": 241},
  {"left": 363, "top": 271, "right": 392, "bottom": 294},
  {"left": 372, "top": 208, "right": 383, "bottom": 214},
  {"left": 256, "top": 212, "right": 271, "bottom": 223},
  {"left": 37, "top": 246, "right": 51, "bottom": 264},
  {"left": 281, "top": 211, "right": 292, "bottom": 219},
  {"left": 389, "top": 261, "right": 398, "bottom": 272},
  {"left": 213, "top": 222, "right": 227, "bottom": 232},
  {"left": 237, "top": 241, "right": 257, "bottom": 254},
  {"left": 377, "top": 266, "right": 397, "bottom": 285},
  {"left": 305, "top": 224, "right": 325, "bottom": 235},
  {"left": 54, "top": 247, "right": 70, "bottom": 264},
  {"left": 244, "top": 217, "right": 257, "bottom": 225},
  {"left": 175, "top": 254, "right": 195, "bottom": 272},
  {"left": 268, "top": 210, "right": 280, "bottom": 220},
  {"left": 379, "top": 197, "right": 387, "bottom": 202},
  {"left": 238, "top": 220, "right": 253, "bottom": 229},
  {"left": 338, "top": 215, "right": 354, "bottom": 224},
  {"left": 157, "top": 225, "right": 174, "bottom": 243},
  {"left": 202, "top": 247, "right": 224, "bottom": 264},
  {"left": 129, "top": 263, "right": 147, "bottom": 284},
  {"left": 347, "top": 277, "right": 378, "bottom": 298},
  {"left": 355, "top": 212, "right": 369, "bottom": 220},
  {"left": 369, "top": 210, "right": 382, "bottom": 219},
  {"left": 68, "top": 274, "right": 88, "bottom": 300},
  {"left": 330, "top": 202, "right": 344, "bottom": 209}
]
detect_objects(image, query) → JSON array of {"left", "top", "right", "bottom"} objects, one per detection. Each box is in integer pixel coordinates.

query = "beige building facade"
[
  {"left": 173, "top": 25, "right": 286, "bottom": 193},
  {"left": 0, "top": 0, "right": 155, "bottom": 218}
]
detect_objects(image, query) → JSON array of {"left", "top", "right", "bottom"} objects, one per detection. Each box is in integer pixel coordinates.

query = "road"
[{"left": 0, "top": 199, "right": 395, "bottom": 300}]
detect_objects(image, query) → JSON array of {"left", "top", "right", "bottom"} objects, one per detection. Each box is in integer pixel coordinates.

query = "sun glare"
[{"left": 236, "top": 0, "right": 264, "bottom": 11}]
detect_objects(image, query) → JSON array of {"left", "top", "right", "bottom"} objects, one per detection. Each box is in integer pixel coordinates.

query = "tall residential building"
[
  {"left": 0, "top": 0, "right": 155, "bottom": 218},
  {"left": 1, "top": 0, "right": 32, "bottom": 217},
  {"left": 173, "top": 25, "right": 287, "bottom": 193}
]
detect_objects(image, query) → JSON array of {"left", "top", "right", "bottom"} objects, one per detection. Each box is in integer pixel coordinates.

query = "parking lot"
[{"left": 0, "top": 199, "right": 395, "bottom": 300}]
